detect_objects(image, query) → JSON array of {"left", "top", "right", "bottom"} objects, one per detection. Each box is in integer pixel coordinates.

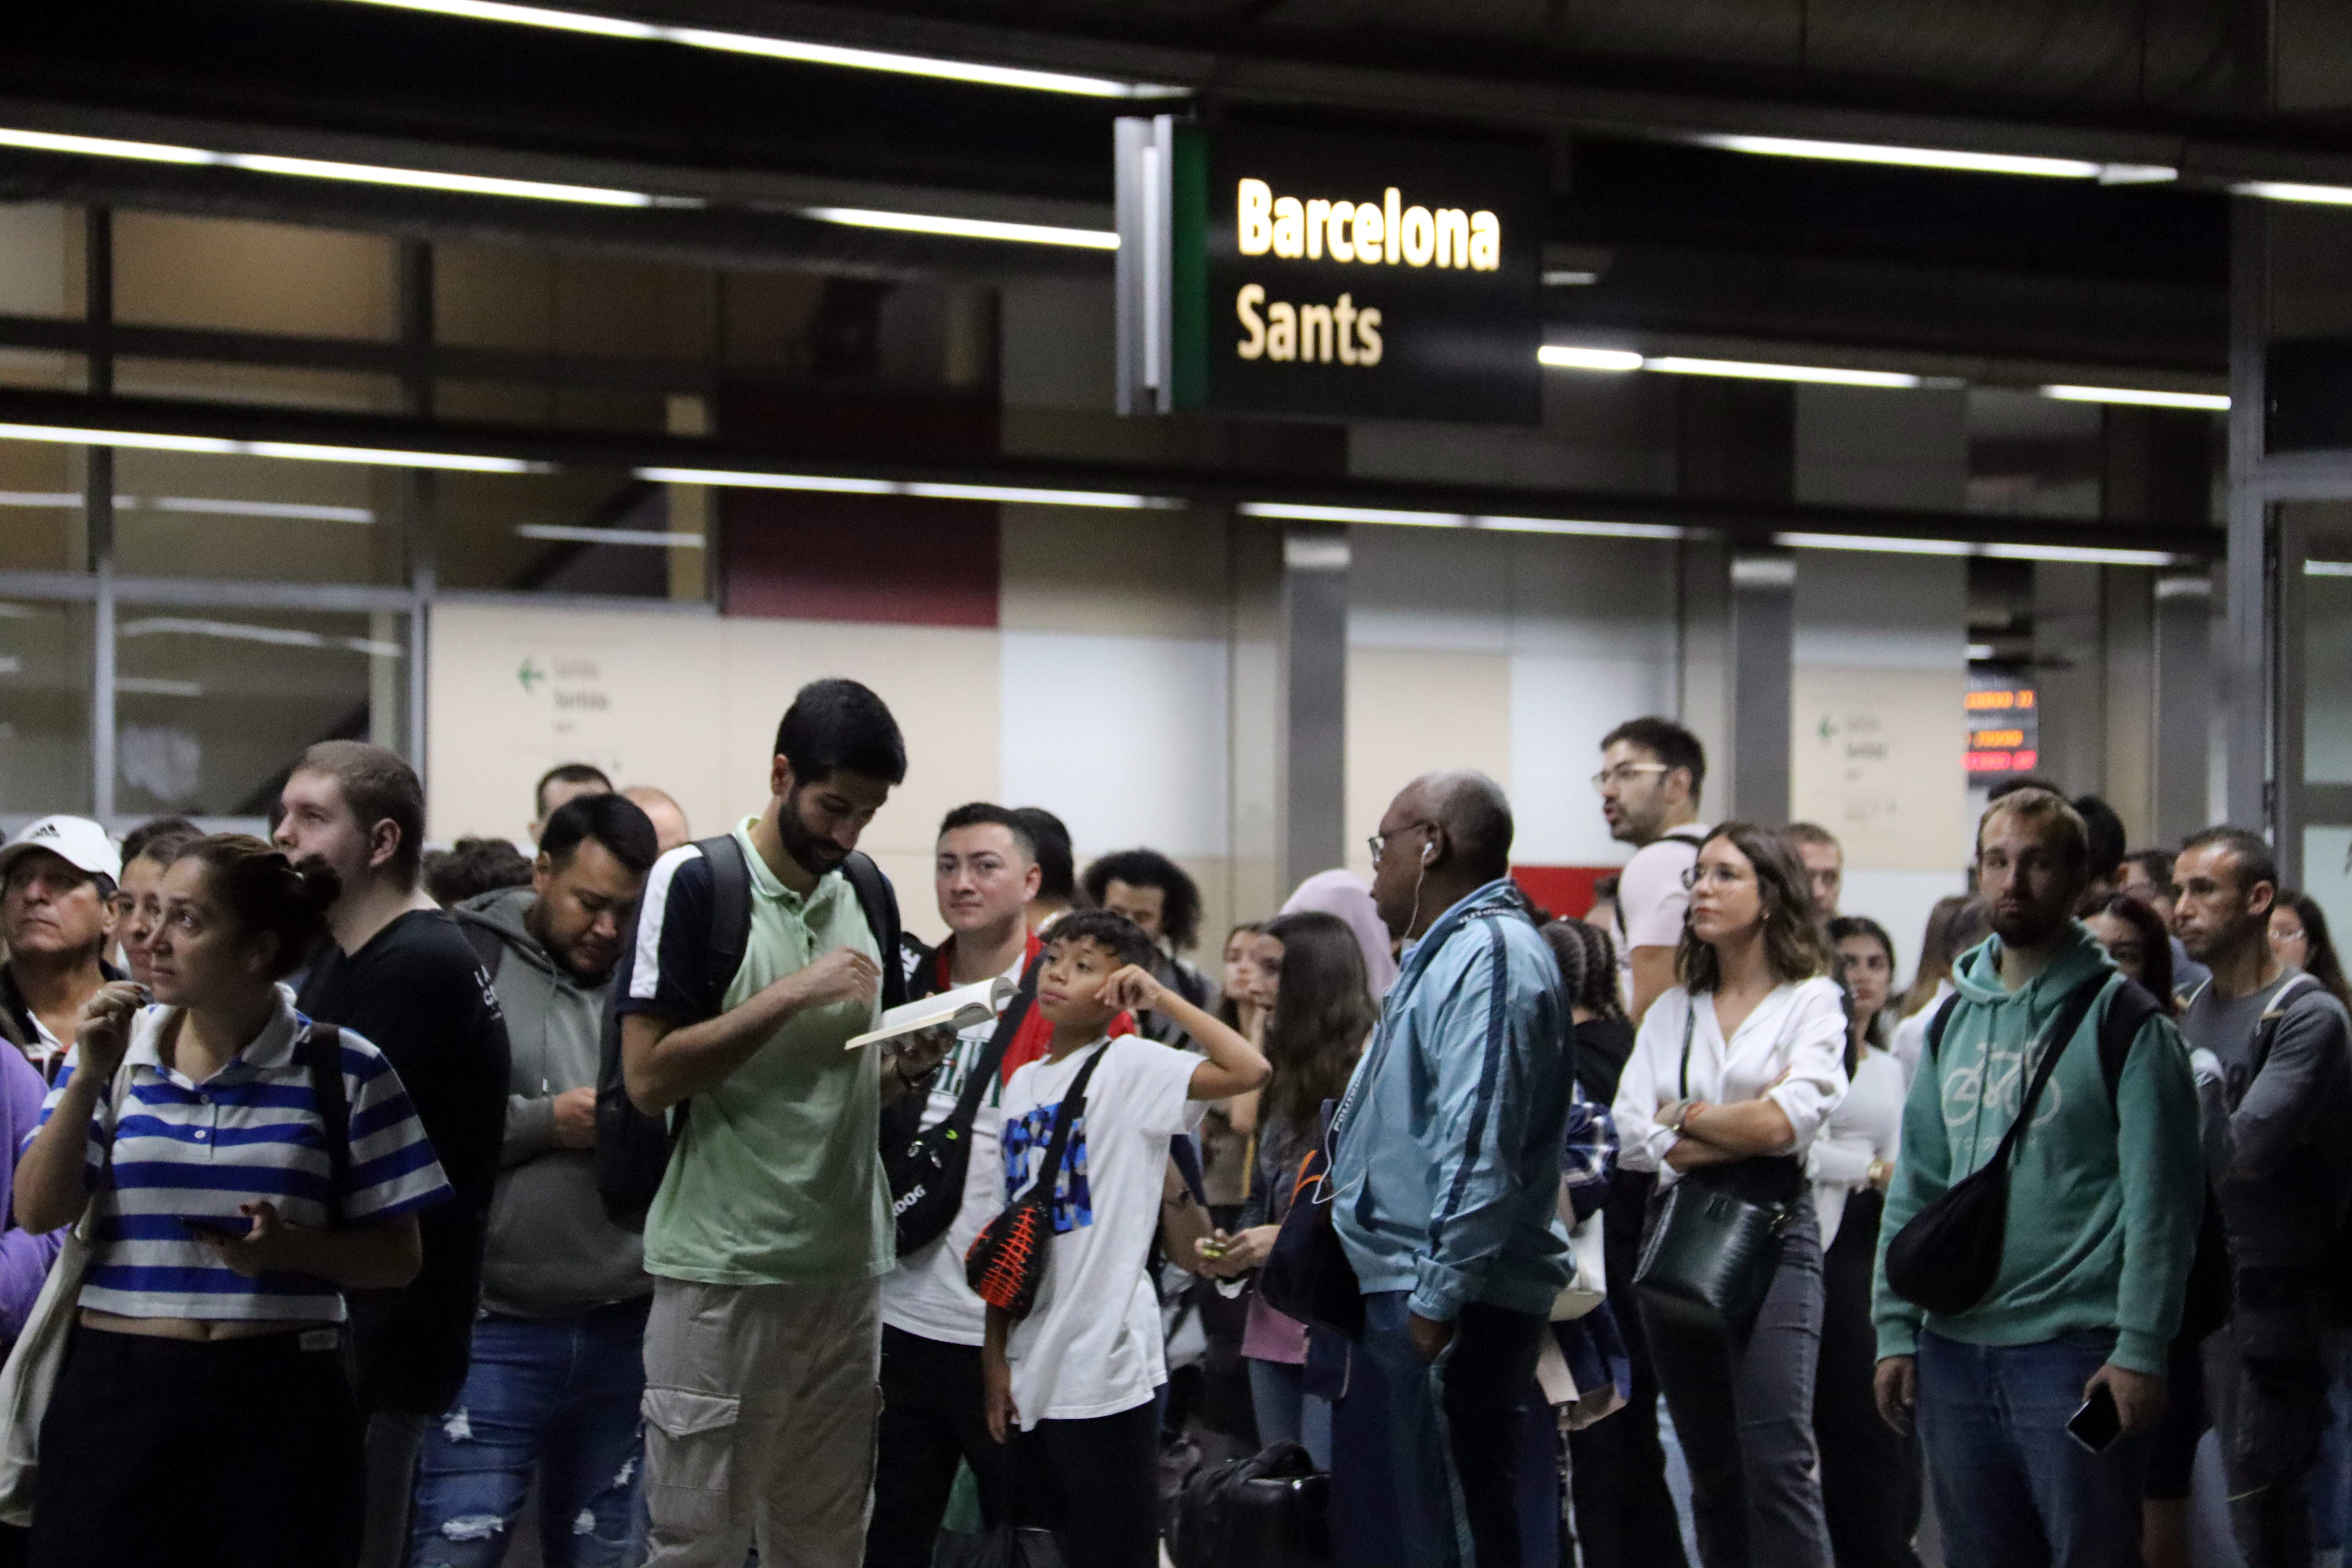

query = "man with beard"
[
  {"left": 1594, "top": 717, "right": 1709, "bottom": 1024},
  {"left": 1872, "top": 788, "right": 2204, "bottom": 1568},
  {"left": 618, "top": 678, "right": 946, "bottom": 1568},
  {"left": 410, "top": 791, "right": 662, "bottom": 1566}
]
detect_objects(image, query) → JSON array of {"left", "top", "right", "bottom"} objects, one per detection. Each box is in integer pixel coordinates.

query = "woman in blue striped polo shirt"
[{"left": 14, "top": 834, "right": 452, "bottom": 1567}]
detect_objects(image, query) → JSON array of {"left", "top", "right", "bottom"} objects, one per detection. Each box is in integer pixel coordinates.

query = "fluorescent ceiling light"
[
  {"left": 0, "top": 657, "right": 18, "bottom": 675},
  {"left": 799, "top": 207, "right": 1117, "bottom": 249},
  {"left": 1967, "top": 643, "right": 1997, "bottom": 660},
  {"left": 1694, "top": 132, "right": 2172, "bottom": 183},
  {"left": 338, "top": 0, "right": 1183, "bottom": 97},
  {"left": 2041, "top": 384, "right": 2230, "bottom": 412},
  {"left": 1538, "top": 346, "right": 1641, "bottom": 372},
  {"left": 1240, "top": 501, "right": 1457, "bottom": 526},
  {"left": 0, "top": 125, "right": 683, "bottom": 208},
  {"left": 2304, "top": 560, "right": 2352, "bottom": 578},
  {"left": 2232, "top": 181, "right": 2352, "bottom": 207},
  {"left": 0, "top": 491, "right": 79, "bottom": 507},
  {"left": 0, "top": 422, "right": 547, "bottom": 473},
  {"left": 1541, "top": 270, "right": 1601, "bottom": 287},
  {"left": 637, "top": 466, "right": 1166, "bottom": 509},
  {"left": 1646, "top": 356, "right": 1921, "bottom": 388},
  {"left": 115, "top": 676, "right": 205, "bottom": 697},
  {"left": 516, "top": 523, "right": 704, "bottom": 548},
  {"left": 120, "top": 616, "right": 403, "bottom": 657},
  {"left": 152, "top": 497, "right": 375, "bottom": 523},
  {"left": 1475, "top": 515, "right": 1685, "bottom": 540},
  {"left": 1778, "top": 531, "right": 2181, "bottom": 566}
]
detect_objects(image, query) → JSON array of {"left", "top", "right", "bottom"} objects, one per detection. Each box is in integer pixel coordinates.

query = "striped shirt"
[{"left": 26, "top": 991, "right": 452, "bottom": 1323}]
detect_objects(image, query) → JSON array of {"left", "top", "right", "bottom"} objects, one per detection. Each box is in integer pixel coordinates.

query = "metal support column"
[
  {"left": 2225, "top": 200, "right": 2273, "bottom": 833},
  {"left": 1279, "top": 526, "right": 1348, "bottom": 896},
  {"left": 1728, "top": 550, "right": 1793, "bottom": 826},
  {"left": 85, "top": 207, "right": 115, "bottom": 823},
  {"left": 398, "top": 241, "right": 434, "bottom": 773}
]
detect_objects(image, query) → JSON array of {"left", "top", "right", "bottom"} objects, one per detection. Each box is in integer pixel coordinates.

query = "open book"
[{"left": 844, "top": 974, "right": 1018, "bottom": 1051}]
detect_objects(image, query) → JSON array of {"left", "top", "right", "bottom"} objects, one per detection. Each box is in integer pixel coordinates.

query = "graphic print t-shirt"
[{"left": 996, "top": 1035, "right": 1203, "bottom": 1428}]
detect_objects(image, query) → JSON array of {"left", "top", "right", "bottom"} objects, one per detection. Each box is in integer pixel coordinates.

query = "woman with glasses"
[
  {"left": 1611, "top": 823, "right": 1846, "bottom": 1568},
  {"left": 1810, "top": 915, "right": 1920, "bottom": 1568}
]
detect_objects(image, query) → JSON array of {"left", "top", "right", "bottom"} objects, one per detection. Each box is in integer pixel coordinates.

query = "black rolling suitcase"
[{"left": 1169, "top": 1441, "right": 1330, "bottom": 1568}]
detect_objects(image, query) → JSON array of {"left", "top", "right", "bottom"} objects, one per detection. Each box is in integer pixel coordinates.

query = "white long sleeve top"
[
  {"left": 1612, "top": 976, "right": 1850, "bottom": 1188},
  {"left": 1804, "top": 1045, "right": 1906, "bottom": 1250}
]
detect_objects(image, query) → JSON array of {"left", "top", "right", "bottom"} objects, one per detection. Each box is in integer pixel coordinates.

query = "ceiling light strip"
[
  {"left": 1643, "top": 356, "right": 1922, "bottom": 388},
  {"left": 1777, "top": 531, "right": 2182, "bottom": 566},
  {"left": 636, "top": 466, "right": 1167, "bottom": 509},
  {"left": 799, "top": 207, "right": 1117, "bottom": 249},
  {"left": 516, "top": 523, "right": 705, "bottom": 548},
  {"left": 337, "top": 0, "right": 1181, "bottom": 97},
  {"left": 1695, "top": 133, "right": 2173, "bottom": 184},
  {"left": 0, "top": 421, "right": 548, "bottom": 474},
  {"left": 2040, "top": 384, "right": 2231, "bottom": 411},
  {"left": 0, "top": 126, "right": 681, "bottom": 208},
  {"left": 2232, "top": 181, "right": 2352, "bottom": 207}
]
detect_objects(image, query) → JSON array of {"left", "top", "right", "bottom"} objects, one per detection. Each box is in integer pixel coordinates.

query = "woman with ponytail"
[{"left": 15, "top": 835, "right": 452, "bottom": 1567}]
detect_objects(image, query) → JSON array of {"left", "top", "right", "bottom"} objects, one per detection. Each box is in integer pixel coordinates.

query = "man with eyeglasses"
[
  {"left": 0, "top": 815, "right": 123, "bottom": 1078},
  {"left": 1594, "top": 717, "right": 1710, "bottom": 1025}
]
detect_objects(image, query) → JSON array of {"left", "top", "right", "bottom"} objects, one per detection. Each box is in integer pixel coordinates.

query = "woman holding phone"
[{"left": 15, "top": 834, "right": 451, "bottom": 1567}]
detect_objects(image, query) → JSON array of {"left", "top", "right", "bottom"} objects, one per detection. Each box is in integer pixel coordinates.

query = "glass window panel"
[
  {"left": 113, "top": 606, "right": 407, "bottom": 818},
  {"left": 112, "top": 449, "right": 407, "bottom": 587},
  {"left": 2303, "top": 828, "right": 2352, "bottom": 965},
  {"left": 0, "top": 203, "right": 84, "bottom": 319},
  {"left": 0, "top": 599, "right": 93, "bottom": 818},
  {"left": 2305, "top": 540, "right": 2352, "bottom": 787},
  {"left": 114, "top": 212, "right": 397, "bottom": 341},
  {"left": 0, "top": 441, "right": 87, "bottom": 573},
  {"left": 435, "top": 379, "right": 671, "bottom": 434},
  {"left": 435, "top": 244, "right": 714, "bottom": 361},
  {"left": 115, "top": 358, "right": 401, "bottom": 415},
  {"left": 0, "top": 350, "right": 83, "bottom": 394},
  {"left": 437, "top": 469, "right": 705, "bottom": 600}
]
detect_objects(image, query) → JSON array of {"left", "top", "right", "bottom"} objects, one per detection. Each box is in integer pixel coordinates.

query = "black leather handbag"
[
  {"left": 1631, "top": 1005, "right": 1800, "bottom": 1330},
  {"left": 1255, "top": 1101, "right": 1364, "bottom": 1340},
  {"left": 1882, "top": 973, "right": 2107, "bottom": 1317}
]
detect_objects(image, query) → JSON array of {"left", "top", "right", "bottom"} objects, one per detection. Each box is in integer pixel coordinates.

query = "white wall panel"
[
  {"left": 998, "top": 630, "right": 1230, "bottom": 859},
  {"left": 1509, "top": 651, "right": 1668, "bottom": 866}
]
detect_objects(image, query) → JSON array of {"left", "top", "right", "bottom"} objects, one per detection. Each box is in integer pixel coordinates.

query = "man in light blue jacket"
[{"left": 1333, "top": 771, "right": 1576, "bottom": 1568}]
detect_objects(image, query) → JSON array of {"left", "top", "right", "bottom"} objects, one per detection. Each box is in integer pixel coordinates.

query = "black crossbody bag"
[
  {"left": 886, "top": 961, "right": 1040, "bottom": 1255},
  {"left": 1883, "top": 973, "right": 2108, "bottom": 1317},
  {"left": 967, "top": 1044, "right": 1111, "bottom": 1320}
]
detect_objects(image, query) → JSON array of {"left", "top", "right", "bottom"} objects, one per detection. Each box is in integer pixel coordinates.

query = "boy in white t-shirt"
[{"left": 980, "top": 909, "right": 1269, "bottom": 1568}]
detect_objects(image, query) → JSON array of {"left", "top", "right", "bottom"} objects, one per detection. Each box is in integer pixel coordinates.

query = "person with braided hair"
[{"left": 16, "top": 835, "right": 450, "bottom": 1566}]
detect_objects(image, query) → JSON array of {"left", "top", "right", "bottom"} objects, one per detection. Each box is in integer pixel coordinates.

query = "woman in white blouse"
[
  {"left": 1612, "top": 823, "right": 1846, "bottom": 1568},
  {"left": 1809, "top": 915, "right": 1920, "bottom": 1568}
]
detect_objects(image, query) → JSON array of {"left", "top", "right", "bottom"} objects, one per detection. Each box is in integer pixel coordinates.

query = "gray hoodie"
[{"left": 456, "top": 886, "right": 648, "bottom": 1316}]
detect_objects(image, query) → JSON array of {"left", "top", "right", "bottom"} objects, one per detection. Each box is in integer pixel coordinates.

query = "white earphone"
[{"left": 1421, "top": 840, "right": 1436, "bottom": 862}]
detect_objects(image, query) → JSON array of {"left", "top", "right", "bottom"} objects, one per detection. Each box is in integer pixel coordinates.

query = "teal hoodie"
[{"left": 1871, "top": 923, "right": 2203, "bottom": 1376}]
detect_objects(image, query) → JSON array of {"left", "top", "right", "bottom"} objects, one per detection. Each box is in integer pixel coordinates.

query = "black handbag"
[
  {"left": 1169, "top": 1442, "right": 1329, "bottom": 1568},
  {"left": 967, "top": 1044, "right": 1109, "bottom": 1320},
  {"left": 1256, "top": 1100, "right": 1364, "bottom": 1340},
  {"left": 885, "top": 960, "right": 1038, "bottom": 1255},
  {"left": 1883, "top": 973, "right": 2108, "bottom": 1318},
  {"left": 1631, "top": 1005, "right": 1801, "bottom": 1330}
]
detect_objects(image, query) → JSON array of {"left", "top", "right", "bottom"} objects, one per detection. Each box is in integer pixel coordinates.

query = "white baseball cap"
[{"left": 0, "top": 816, "right": 124, "bottom": 888}]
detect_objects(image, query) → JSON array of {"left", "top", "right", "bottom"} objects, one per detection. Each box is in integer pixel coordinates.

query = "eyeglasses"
[
  {"left": 1591, "top": 763, "right": 1669, "bottom": 795},
  {"left": 1367, "top": 822, "right": 1436, "bottom": 867},
  {"left": 1681, "top": 864, "right": 1751, "bottom": 892}
]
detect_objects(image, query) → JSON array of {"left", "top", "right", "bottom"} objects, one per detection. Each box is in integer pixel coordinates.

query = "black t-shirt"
[{"left": 298, "top": 908, "right": 511, "bottom": 1415}]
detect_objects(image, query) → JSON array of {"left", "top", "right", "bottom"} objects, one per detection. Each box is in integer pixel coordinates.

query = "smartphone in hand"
[{"left": 2067, "top": 1383, "right": 2122, "bottom": 1454}]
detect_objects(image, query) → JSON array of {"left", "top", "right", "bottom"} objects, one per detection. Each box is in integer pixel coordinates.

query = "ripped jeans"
[{"left": 410, "top": 1296, "right": 653, "bottom": 1568}]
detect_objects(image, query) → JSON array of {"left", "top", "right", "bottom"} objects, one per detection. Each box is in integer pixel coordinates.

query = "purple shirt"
[{"left": 0, "top": 1045, "right": 62, "bottom": 1341}]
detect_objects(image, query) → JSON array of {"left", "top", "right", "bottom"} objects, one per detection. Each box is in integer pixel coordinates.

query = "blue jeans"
[
  {"left": 1915, "top": 1328, "right": 2148, "bottom": 1568},
  {"left": 1357, "top": 1292, "right": 1548, "bottom": 1568},
  {"left": 410, "top": 1297, "right": 652, "bottom": 1568},
  {"left": 1245, "top": 1357, "right": 1333, "bottom": 1470}
]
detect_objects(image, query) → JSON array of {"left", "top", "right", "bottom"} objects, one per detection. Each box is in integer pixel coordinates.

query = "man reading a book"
[{"left": 617, "top": 679, "right": 948, "bottom": 1568}]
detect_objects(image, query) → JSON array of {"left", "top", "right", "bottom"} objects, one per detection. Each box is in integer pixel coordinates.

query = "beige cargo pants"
[{"left": 639, "top": 1275, "right": 882, "bottom": 1568}]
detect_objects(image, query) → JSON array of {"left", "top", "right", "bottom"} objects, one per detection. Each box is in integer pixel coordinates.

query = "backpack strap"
[
  {"left": 457, "top": 918, "right": 505, "bottom": 983},
  {"left": 1986, "top": 972, "right": 2111, "bottom": 1167},
  {"left": 695, "top": 834, "right": 754, "bottom": 1012},
  {"left": 840, "top": 851, "right": 908, "bottom": 1009},
  {"left": 303, "top": 1023, "right": 350, "bottom": 1230},
  {"left": 2094, "top": 979, "right": 2165, "bottom": 1111},
  {"left": 2251, "top": 972, "right": 2321, "bottom": 1078},
  {"left": 1923, "top": 993, "right": 1962, "bottom": 1064}
]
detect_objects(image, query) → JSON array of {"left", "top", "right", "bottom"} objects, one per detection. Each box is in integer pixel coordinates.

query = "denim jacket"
[{"left": 1331, "top": 878, "right": 1576, "bottom": 1322}]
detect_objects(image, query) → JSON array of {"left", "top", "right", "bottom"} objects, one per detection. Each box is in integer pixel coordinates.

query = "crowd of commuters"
[{"left": 2, "top": 690, "right": 2351, "bottom": 1568}]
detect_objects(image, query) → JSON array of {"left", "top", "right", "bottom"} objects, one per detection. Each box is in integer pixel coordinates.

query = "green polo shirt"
[{"left": 636, "top": 819, "right": 889, "bottom": 1286}]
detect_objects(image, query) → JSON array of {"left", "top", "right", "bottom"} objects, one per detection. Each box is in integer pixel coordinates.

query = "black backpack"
[
  {"left": 592, "top": 835, "right": 906, "bottom": 1225},
  {"left": 1917, "top": 976, "right": 2231, "bottom": 1350}
]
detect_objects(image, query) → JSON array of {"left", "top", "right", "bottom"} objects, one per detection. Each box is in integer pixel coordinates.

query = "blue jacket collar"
[{"left": 1395, "top": 877, "right": 1529, "bottom": 991}]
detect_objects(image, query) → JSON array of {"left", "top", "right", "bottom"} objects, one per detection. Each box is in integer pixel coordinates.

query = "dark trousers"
[
  {"left": 866, "top": 1326, "right": 1011, "bottom": 1568},
  {"left": 1568, "top": 1172, "right": 1691, "bottom": 1568},
  {"left": 1812, "top": 1190, "right": 1922, "bottom": 1568},
  {"left": 2206, "top": 1270, "right": 2350, "bottom": 1568},
  {"left": 1357, "top": 1292, "right": 1549, "bottom": 1568},
  {"left": 1012, "top": 1397, "right": 1161, "bottom": 1568},
  {"left": 31, "top": 1325, "right": 363, "bottom": 1568}
]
